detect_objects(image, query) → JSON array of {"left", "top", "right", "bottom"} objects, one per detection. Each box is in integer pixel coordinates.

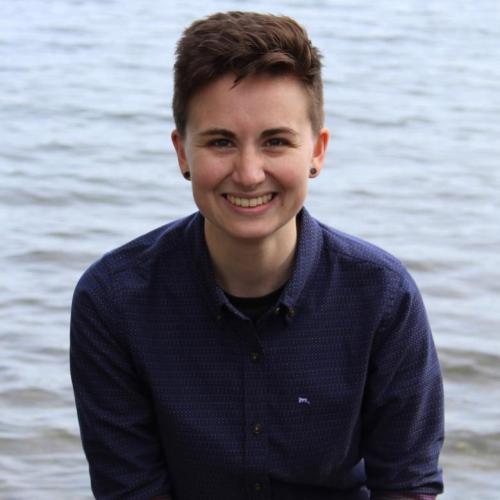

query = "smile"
[{"left": 225, "top": 193, "right": 274, "bottom": 208}]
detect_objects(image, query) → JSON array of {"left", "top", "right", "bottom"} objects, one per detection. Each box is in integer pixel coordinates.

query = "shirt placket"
[{"left": 239, "top": 318, "right": 270, "bottom": 500}]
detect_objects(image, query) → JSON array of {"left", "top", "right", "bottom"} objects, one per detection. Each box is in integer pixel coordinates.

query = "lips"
[{"left": 225, "top": 193, "right": 274, "bottom": 208}]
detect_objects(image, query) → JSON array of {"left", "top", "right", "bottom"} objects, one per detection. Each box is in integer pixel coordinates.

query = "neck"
[{"left": 204, "top": 219, "right": 297, "bottom": 298}]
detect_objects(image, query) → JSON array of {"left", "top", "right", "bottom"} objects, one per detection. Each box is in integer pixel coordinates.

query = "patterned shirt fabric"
[{"left": 70, "top": 208, "right": 444, "bottom": 500}]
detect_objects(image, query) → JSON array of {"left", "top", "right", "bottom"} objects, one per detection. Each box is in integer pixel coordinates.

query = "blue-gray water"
[{"left": 1, "top": 1, "right": 499, "bottom": 498}]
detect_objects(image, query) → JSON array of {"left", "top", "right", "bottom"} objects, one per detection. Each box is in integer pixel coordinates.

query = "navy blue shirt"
[{"left": 70, "top": 209, "right": 444, "bottom": 500}]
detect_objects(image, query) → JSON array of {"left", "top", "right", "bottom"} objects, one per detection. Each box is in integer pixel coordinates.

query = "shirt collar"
[
  {"left": 280, "top": 208, "right": 323, "bottom": 315},
  {"left": 188, "top": 208, "right": 323, "bottom": 320}
]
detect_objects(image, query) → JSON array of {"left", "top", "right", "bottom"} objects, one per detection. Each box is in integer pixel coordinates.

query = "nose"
[{"left": 231, "top": 145, "right": 266, "bottom": 188}]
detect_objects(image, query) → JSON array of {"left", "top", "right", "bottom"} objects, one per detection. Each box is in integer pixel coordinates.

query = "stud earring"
[
  {"left": 183, "top": 171, "right": 191, "bottom": 180},
  {"left": 309, "top": 167, "right": 318, "bottom": 177}
]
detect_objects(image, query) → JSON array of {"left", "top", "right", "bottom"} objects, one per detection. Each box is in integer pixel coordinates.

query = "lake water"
[{"left": 1, "top": 0, "right": 499, "bottom": 498}]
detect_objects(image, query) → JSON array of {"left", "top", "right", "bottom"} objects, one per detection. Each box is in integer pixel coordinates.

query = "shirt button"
[
  {"left": 253, "top": 422, "right": 263, "bottom": 435},
  {"left": 287, "top": 308, "right": 296, "bottom": 318},
  {"left": 273, "top": 306, "right": 281, "bottom": 315},
  {"left": 254, "top": 482, "right": 263, "bottom": 492},
  {"left": 250, "top": 351, "right": 260, "bottom": 363}
]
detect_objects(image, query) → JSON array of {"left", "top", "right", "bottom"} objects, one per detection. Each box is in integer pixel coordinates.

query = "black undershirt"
[{"left": 224, "top": 285, "right": 285, "bottom": 322}]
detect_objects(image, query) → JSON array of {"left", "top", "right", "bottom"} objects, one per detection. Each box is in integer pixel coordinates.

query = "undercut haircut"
[{"left": 173, "top": 11, "right": 324, "bottom": 136}]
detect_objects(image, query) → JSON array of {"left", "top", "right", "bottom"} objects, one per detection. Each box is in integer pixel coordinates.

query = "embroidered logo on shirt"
[{"left": 298, "top": 397, "right": 311, "bottom": 405}]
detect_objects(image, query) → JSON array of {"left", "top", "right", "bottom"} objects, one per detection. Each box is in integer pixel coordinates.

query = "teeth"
[{"left": 226, "top": 193, "right": 273, "bottom": 208}]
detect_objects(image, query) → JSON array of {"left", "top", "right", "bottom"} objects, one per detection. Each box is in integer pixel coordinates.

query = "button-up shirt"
[{"left": 70, "top": 208, "right": 444, "bottom": 499}]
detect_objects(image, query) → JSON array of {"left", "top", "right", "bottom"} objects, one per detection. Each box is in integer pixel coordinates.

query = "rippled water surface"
[{"left": 1, "top": 1, "right": 500, "bottom": 498}]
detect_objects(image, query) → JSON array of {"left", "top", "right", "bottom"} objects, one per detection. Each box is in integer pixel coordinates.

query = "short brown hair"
[{"left": 173, "top": 11, "right": 324, "bottom": 135}]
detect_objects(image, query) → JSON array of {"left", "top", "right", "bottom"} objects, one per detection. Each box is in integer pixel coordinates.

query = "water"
[{"left": 1, "top": 1, "right": 500, "bottom": 498}]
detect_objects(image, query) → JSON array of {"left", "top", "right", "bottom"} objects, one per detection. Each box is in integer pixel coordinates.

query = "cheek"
[
  {"left": 277, "top": 162, "right": 310, "bottom": 189},
  {"left": 190, "top": 154, "right": 228, "bottom": 187}
]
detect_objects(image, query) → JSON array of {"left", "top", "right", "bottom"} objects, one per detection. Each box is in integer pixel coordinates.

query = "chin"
[{"left": 225, "top": 226, "right": 278, "bottom": 242}]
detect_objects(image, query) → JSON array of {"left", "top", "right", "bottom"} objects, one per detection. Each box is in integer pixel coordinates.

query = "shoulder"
[
  {"left": 74, "top": 212, "right": 200, "bottom": 297},
  {"left": 298, "top": 214, "right": 420, "bottom": 310},
  {"left": 318, "top": 218, "right": 409, "bottom": 274},
  {"left": 310, "top": 217, "right": 434, "bottom": 357}
]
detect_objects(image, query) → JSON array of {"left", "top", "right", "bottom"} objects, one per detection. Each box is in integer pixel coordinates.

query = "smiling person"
[{"left": 70, "top": 11, "right": 444, "bottom": 500}]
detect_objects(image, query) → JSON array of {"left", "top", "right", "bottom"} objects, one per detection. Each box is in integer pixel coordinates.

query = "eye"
[
  {"left": 209, "top": 138, "right": 234, "bottom": 148},
  {"left": 264, "top": 137, "right": 289, "bottom": 147}
]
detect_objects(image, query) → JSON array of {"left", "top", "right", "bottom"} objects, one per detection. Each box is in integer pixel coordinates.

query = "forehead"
[{"left": 185, "top": 74, "right": 312, "bottom": 132}]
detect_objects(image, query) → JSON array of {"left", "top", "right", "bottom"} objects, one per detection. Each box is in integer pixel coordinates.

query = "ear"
[
  {"left": 171, "top": 129, "right": 189, "bottom": 176},
  {"left": 310, "top": 127, "right": 330, "bottom": 175}
]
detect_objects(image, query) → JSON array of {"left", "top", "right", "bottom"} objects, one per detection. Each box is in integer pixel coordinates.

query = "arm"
[
  {"left": 371, "top": 492, "right": 436, "bottom": 500},
  {"left": 362, "top": 270, "right": 444, "bottom": 496},
  {"left": 70, "top": 263, "right": 172, "bottom": 499},
  {"left": 372, "top": 493, "right": 436, "bottom": 500}
]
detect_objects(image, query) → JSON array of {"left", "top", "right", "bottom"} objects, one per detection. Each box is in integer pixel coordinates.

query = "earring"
[
  {"left": 183, "top": 171, "right": 191, "bottom": 180},
  {"left": 309, "top": 167, "right": 317, "bottom": 177}
]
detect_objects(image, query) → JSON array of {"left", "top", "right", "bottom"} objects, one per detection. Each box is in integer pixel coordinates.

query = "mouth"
[{"left": 224, "top": 193, "right": 275, "bottom": 208}]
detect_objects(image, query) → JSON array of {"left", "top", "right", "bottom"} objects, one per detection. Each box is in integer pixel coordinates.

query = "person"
[{"left": 70, "top": 11, "right": 444, "bottom": 500}]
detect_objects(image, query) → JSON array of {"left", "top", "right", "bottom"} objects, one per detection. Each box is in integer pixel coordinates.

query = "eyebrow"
[
  {"left": 260, "top": 127, "right": 299, "bottom": 139},
  {"left": 197, "top": 127, "right": 299, "bottom": 139},
  {"left": 198, "top": 128, "right": 236, "bottom": 139}
]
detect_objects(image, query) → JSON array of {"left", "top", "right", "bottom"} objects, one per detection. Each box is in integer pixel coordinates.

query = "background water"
[{"left": 1, "top": 0, "right": 499, "bottom": 498}]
